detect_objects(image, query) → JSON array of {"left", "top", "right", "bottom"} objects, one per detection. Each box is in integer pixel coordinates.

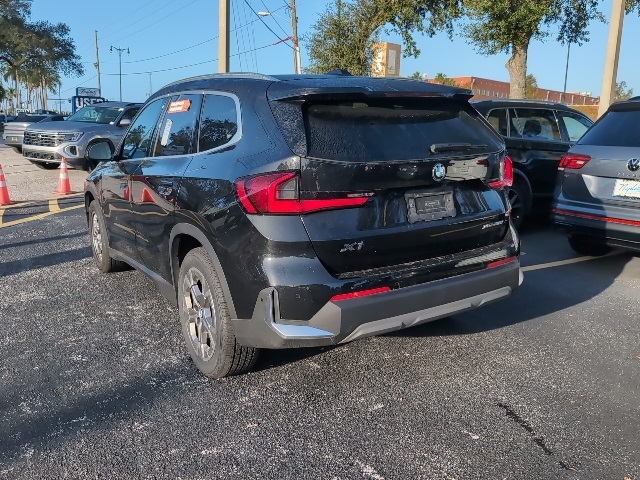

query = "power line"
[
  {"left": 242, "top": 0, "right": 294, "bottom": 49},
  {"left": 108, "top": 0, "right": 202, "bottom": 46},
  {"left": 99, "top": 0, "right": 179, "bottom": 43},
  {"left": 259, "top": 0, "right": 290, "bottom": 38}
]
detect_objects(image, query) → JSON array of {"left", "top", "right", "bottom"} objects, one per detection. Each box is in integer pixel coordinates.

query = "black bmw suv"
[{"left": 84, "top": 73, "right": 522, "bottom": 378}]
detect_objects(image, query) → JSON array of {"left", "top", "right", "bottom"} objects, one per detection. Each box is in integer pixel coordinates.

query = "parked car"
[
  {"left": 83, "top": 73, "right": 522, "bottom": 378},
  {"left": 22, "top": 101, "right": 141, "bottom": 170},
  {"left": 552, "top": 97, "right": 640, "bottom": 255},
  {"left": 0, "top": 113, "right": 17, "bottom": 133},
  {"left": 473, "top": 99, "right": 593, "bottom": 228},
  {"left": 2, "top": 112, "right": 66, "bottom": 155}
]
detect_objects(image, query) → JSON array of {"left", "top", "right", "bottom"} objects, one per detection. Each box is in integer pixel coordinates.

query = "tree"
[
  {"left": 432, "top": 72, "right": 456, "bottom": 86},
  {"left": 524, "top": 74, "right": 538, "bottom": 99},
  {"left": 1, "top": 1, "right": 82, "bottom": 112},
  {"left": 459, "top": 0, "right": 640, "bottom": 99},
  {"left": 305, "top": 0, "right": 460, "bottom": 75},
  {"left": 614, "top": 80, "right": 634, "bottom": 102},
  {"left": 411, "top": 71, "right": 421, "bottom": 79}
]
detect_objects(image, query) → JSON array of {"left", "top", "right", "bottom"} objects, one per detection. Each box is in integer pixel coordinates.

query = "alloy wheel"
[
  {"left": 507, "top": 187, "right": 524, "bottom": 227},
  {"left": 182, "top": 267, "right": 217, "bottom": 361},
  {"left": 91, "top": 212, "right": 103, "bottom": 262}
]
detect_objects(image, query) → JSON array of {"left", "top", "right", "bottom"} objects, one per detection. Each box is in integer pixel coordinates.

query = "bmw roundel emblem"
[
  {"left": 627, "top": 158, "right": 640, "bottom": 172},
  {"left": 432, "top": 163, "right": 446, "bottom": 181}
]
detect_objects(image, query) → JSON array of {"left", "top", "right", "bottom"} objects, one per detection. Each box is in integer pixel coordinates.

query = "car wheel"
[
  {"left": 88, "top": 200, "right": 125, "bottom": 273},
  {"left": 568, "top": 235, "right": 612, "bottom": 256},
  {"left": 12, "top": 146, "right": 22, "bottom": 154},
  {"left": 179, "top": 247, "right": 259, "bottom": 379},
  {"left": 31, "top": 161, "right": 58, "bottom": 170},
  {"left": 506, "top": 179, "right": 531, "bottom": 230}
]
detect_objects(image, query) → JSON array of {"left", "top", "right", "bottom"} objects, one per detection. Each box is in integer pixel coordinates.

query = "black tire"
[
  {"left": 568, "top": 235, "right": 612, "bottom": 256},
  {"left": 31, "top": 161, "right": 58, "bottom": 170},
  {"left": 507, "top": 178, "right": 531, "bottom": 230},
  {"left": 88, "top": 200, "right": 125, "bottom": 273},
  {"left": 178, "top": 247, "right": 259, "bottom": 379},
  {"left": 12, "top": 146, "right": 22, "bottom": 154}
]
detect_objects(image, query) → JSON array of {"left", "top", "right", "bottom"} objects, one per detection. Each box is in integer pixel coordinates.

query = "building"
[{"left": 428, "top": 76, "right": 599, "bottom": 106}]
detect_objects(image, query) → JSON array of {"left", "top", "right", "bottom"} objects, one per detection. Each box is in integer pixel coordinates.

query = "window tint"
[
  {"left": 153, "top": 94, "right": 202, "bottom": 157},
  {"left": 510, "top": 108, "right": 561, "bottom": 141},
  {"left": 121, "top": 107, "right": 140, "bottom": 121},
  {"left": 486, "top": 109, "right": 508, "bottom": 136},
  {"left": 578, "top": 109, "right": 640, "bottom": 147},
  {"left": 121, "top": 97, "right": 167, "bottom": 159},
  {"left": 198, "top": 94, "right": 239, "bottom": 151},
  {"left": 303, "top": 98, "right": 502, "bottom": 162},
  {"left": 557, "top": 112, "right": 592, "bottom": 142}
]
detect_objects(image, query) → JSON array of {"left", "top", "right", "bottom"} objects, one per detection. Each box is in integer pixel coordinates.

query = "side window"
[
  {"left": 121, "top": 98, "right": 167, "bottom": 159},
  {"left": 198, "top": 94, "right": 239, "bottom": 152},
  {"left": 486, "top": 109, "right": 508, "bottom": 136},
  {"left": 558, "top": 112, "right": 592, "bottom": 142},
  {"left": 121, "top": 107, "right": 140, "bottom": 121},
  {"left": 510, "top": 108, "right": 561, "bottom": 141},
  {"left": 153, "top": 94, "right": 202, "bottom": 157}
]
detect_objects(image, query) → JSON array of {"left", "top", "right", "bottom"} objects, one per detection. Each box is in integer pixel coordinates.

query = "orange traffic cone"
[
  {"left": 54, "top": 157, "right": 75, "bottom": 195},
  {"left": 0, "top": 164, "right": 15, "bottom": 206}
]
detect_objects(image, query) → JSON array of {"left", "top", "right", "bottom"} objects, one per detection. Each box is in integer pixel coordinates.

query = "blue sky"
[{"left": 30, "top": 0, "right": 640, "bottom": 104}]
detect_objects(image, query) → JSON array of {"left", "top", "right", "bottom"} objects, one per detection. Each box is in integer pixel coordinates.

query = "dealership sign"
[
  {"left": 76, "top": 87, "right": 101, "bottom": 97},
  {"left": 71, "top": 96, "right": 106, "bottom": 113}
]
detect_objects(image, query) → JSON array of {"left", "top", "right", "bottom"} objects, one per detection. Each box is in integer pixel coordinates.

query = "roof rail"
[{"left": 158, "top": 72, "right": 278, "bottom": 91}]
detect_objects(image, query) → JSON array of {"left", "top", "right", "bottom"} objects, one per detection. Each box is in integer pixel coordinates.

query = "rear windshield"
[
  {"left": 578, "top": 109, "right": 640, "bottom": 147},
  {"left": 302, "top": 98, "right": 502, "bottom": 162}
]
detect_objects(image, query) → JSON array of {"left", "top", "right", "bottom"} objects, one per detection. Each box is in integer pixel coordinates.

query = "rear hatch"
[
  {"left": 559, "top": 103, "right": 640, "bottom": 209},
  {"left": 267, "top": 81, "right": 510, "bottom": 275}
]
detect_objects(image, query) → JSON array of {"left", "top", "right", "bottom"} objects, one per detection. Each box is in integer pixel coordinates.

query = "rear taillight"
[
  {"left": 236, "top": 171, "right": 370, "bottom": 215},
  {"left": 488, "top": 155, "right": 513, "bottom": 189},
  {"left": 559, "top": 154, "right": 590, "bottom": 170}
]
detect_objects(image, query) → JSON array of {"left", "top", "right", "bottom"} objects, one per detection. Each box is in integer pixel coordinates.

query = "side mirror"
[
  {"left": 118, "top": 118, "right": 132, "bottom": 127},
  {"left": 86, "top": 141, "right": 113, "bottom": 161}
]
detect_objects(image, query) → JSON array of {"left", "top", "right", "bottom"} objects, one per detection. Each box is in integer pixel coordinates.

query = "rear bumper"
[
  {"left": 552, "top": 206, "right": 640, "bottom": 251},
  {"left": 232, "top": 259, "right": 521, "bottom": 349}
]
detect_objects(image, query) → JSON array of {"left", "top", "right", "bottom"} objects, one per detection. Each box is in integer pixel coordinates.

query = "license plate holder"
[
  {"left": 613, "top": 179, "right": 640, "bottom": 199},
  {"left": 405, "top": 191, "right": 456, "bottom": 223},
  {"left": 7, "top": 136, "right": 19, "bottom": 142}
]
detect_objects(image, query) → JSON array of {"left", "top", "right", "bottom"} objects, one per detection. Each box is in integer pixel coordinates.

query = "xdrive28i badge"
[{"left": 432, "top": 163, "right": 446, "bottom": 181}]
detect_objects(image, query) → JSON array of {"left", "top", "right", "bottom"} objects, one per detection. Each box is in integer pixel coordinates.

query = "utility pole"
[
  {"left": 110, "top": 45, "right": 129, "bottom": 101},
  {"left": 290, "top": 0, "right": 301, "bottom": 74},
  {"left": 562, "top": 42, "right": 570, "bottom": 103},
  {"left": 148, "top": 73, "right": 153, "bottom": 97},
  {"left": 94, "top": 30, "right": 101, "bottom": 94},
  {"left": 218, "top": 0, "right": 229, "bottom": 72},
  {"left": 598, "top": 0, "right": 626, "bottom": 117}
]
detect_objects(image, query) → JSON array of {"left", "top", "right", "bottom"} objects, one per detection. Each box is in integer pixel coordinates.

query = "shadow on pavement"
[{"left": 0, "top": 246, "right": 91, "bottom": 277}]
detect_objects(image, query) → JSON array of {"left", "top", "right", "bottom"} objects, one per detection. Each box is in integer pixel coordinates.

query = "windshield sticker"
[
  {"left": 168, "top": 99, "right": 191, "bottom": 113},
  {"left": 161, "top": 119, "right": 172, "bottom": 146}
]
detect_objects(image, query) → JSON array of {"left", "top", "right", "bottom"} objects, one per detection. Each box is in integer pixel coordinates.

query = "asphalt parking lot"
[{"left": 1, "top": 143, "right": 639, "bottom": 479}]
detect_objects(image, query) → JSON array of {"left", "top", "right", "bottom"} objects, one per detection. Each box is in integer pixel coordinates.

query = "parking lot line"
[
  {"left": 521, "top": 252, "right": 622, "bottom": 272},
  {"left": 0, "top": 204, "right": 84, "bottom": 228}
]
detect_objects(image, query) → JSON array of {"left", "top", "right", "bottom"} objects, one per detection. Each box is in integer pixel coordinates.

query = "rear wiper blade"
[{"left": 430, "top": 143, "right": 487, "bottom": 153}]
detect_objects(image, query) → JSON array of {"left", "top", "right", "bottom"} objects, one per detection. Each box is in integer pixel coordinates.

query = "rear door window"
[
  {"left": 198, "top": 94, "right": 239, "bottom": 152},
  {"left": 510, "top": 108, "right": 561, "bottom": 141},
  {"left": 303, "top": 98, "right": 502, "bottom": 162},
  {"left": 558, "top": 112, "right": 592, "bottom": 142},
  {"left": 578, "top": 109, "right": 640, "bottom": 147},
  {"left": 153, "top": 94, "right": 202, "bottom": 157}
]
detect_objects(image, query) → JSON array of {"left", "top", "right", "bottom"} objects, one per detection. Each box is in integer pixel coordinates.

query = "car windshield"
[{"left": 67, "top": 106, "right": 122, "bottom": 124}]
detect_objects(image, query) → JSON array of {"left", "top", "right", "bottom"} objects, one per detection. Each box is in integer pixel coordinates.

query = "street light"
[
  {"left": 110, "top": 45, "right": 129, "bottom": 101},
  {"left": 258, "top": 8, "right": 301, "bottom": 74}
]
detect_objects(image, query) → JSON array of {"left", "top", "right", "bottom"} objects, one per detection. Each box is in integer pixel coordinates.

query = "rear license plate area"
[
  {"left": 405, "top": 191, "right": 456, "bottom": 223},
  {"left": 613, "top": 179, "right": 640, "bottom": 199}
]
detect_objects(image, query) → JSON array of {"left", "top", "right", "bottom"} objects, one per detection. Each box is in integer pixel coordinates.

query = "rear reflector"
[
  {"left": 552, "top": 208, "right": 640, "bottom": 227},
  {"left": 330, "top": 286, "right": 391, "bottom": 302},
  {"left": 236, "top": 171, "right": 370, "bottom": 215},
  {"left": 559, "top": 154, "right": 590, "bottom": 170},
  {"left": 486, "top": 256, "right": 518, "bottom": 269},
  {"left": 488, "top": 155, "right": 513, "bottom": 189}
]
